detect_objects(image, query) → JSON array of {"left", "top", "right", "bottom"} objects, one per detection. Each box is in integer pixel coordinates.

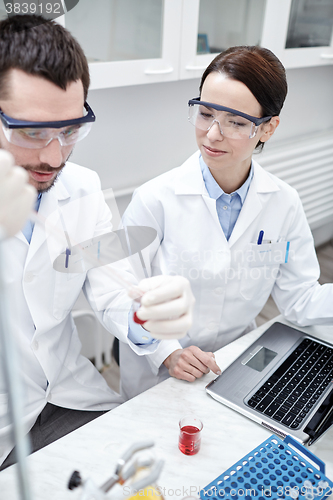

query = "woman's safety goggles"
[
  {"left": 188, "top": 98, "right": 272, "bottom": 140},
  {"left": 0, "top": 102, "right": 95, "bottom": 149}
]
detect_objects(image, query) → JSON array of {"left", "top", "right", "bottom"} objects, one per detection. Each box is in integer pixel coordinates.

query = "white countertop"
[{"left": 1, "top": 316, "right": 333, "bottom": 500}]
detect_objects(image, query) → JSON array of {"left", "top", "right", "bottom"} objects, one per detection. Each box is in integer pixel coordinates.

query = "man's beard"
[
  {"left": 40, "top": 171, "right": 60, "bottom": 193},
  {"left": 17, "top": 150, "right": 72, "bottom": 194},
  {"left": 24, "top": 163, "right": 65, "bottom": 193}
]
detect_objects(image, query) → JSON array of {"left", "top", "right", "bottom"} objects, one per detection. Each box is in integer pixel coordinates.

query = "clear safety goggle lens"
[
  {"left": 188, "top": 103, "right": 259, "bottom": 139},
  {"left": 2, "top": 121, "right": 92, "bottom": 149}
]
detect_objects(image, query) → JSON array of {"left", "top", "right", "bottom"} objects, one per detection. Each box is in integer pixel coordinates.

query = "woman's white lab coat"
[{"left": 119, "top": 151, "right": 333, "bottom": 400}]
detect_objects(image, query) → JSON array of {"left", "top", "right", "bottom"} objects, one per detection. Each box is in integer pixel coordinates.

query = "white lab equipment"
[
  {"left": 0, "top": 243, "right": 32, "bottom": 500},
  {"left": 67, "top": 440, "right": 164, "bottom": 500}
]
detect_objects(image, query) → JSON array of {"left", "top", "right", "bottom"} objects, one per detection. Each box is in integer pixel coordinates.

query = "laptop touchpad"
[{"left": 241, "top": 345, "right": 277, "bottom": 372}]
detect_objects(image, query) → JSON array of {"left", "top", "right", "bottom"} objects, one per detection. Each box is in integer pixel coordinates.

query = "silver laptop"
[{"left": 206, "top": 322, "right": 333, "bottom": 445}]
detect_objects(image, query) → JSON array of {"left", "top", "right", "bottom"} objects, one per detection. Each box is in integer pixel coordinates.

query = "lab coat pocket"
[
  {"left": 240, "top": 246, "right": 279, "bottom": 301},
  {"left": 53, "top": 271, "right": 86, "bottom": 320},
  {"left": 248, "top": 241, "right": 290, "bottom": 267}
]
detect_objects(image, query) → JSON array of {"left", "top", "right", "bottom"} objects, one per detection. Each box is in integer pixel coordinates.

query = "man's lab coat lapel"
[{"left": 25, "top": 179, "right": 70, "bottom": 265}]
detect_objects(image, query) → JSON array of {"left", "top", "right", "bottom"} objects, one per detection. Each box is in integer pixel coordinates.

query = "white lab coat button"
[
  {"left": 24, "top": 272, "right": 34, "bottom": 283},
  {"left": 32, "top": 340, "right": 39, "bottom": 351},
  {"left": 208, "top": 322, "right": 216, "bottom": 330},
  {"left": 215, "top": 287, "right": 223, "bottom": 295},
  {"left": 223, "top": 206, "right": 228, "bottom": 210}
]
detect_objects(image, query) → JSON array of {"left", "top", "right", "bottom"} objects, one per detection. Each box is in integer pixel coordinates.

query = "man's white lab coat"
[
  {"left": 0, "top": 162, "right": 147, "bottom": 465},
  {"left": 119, "top": 151, "right": 333, "bottom": 400}
]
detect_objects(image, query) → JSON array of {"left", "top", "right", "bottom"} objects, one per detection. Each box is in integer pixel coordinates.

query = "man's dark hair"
[{"left": 0, "top": 14, "right": 90, "bottom": 100}]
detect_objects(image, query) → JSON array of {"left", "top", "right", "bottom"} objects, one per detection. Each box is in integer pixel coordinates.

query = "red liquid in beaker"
[{"left": 178, "top": 425, "right": 201, "bottom": 455}]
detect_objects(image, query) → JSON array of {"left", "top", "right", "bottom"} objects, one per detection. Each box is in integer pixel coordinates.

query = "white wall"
[{"left": 71, "top": 78, "right": 199, "bottom": 193}]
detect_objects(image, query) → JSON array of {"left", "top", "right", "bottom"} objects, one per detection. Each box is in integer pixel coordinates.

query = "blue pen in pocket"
[{"left": 257, "top": 230, "right": 264, "bottom": 245}]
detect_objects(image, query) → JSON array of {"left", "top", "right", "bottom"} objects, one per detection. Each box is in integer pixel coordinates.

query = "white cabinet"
[
  {"left": 180, "top": 0, "right": 333, "bottom": 78},
  {"left": 62, "top": 0, "right": 333, "bottom": 90},
  {"left": 180, "top": 0, "right": 267, "bottom": 80},
  {"left": 261, "top": 0, "right": 333, "bottom": 68},
  {"left": 64, "top": 0, "right": 182, "bottom": 89}
]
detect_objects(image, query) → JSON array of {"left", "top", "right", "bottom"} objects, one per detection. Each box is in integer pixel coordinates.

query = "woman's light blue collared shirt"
[{"left": 199, "top": 155, "right": 254, "bottom": 241}]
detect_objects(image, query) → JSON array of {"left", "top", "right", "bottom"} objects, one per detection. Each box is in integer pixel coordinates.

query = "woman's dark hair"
[
  {"left": 199, "top": 46, "right": 288, "bottom": 150},
  {"left": 0, "top": 14, "right": 90, "bottom": 100}
]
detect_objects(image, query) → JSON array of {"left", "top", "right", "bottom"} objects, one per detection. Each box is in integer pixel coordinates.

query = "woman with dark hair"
[{"left": 119, "top": 46, "right": 333, "bottom": 401}]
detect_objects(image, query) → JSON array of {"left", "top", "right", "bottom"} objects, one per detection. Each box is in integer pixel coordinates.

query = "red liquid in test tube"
[
  {"left": 133, "top": 311, "right": 146, "bottom": 325},
  {"left": 133, "top": 300, "right": 147, "bottom": 325}
]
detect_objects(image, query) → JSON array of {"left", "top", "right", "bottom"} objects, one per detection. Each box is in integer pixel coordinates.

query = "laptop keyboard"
[{"left": 246, "top": 338, "right": 333, "bottom": 429}]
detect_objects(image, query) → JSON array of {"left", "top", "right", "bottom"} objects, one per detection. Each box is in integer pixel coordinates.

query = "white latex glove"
[
  {"left": 0, "top": 150, "right": 36, "bottom": 239},
  {"left": 134, "top": 275, "right": 195, "bottom": 339}
]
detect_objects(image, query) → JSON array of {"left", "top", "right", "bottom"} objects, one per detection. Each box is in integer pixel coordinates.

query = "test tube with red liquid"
[{"left": 133, "top": 299, "right": 147, "bottom": 325}]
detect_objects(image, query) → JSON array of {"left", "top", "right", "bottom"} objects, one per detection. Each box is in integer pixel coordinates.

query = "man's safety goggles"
[
  {"left": 188, "top": 98, "right": 272, "bottom": 140},
  {"left": 0, "top": 101, "right": 95, "bottom": 149}
]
